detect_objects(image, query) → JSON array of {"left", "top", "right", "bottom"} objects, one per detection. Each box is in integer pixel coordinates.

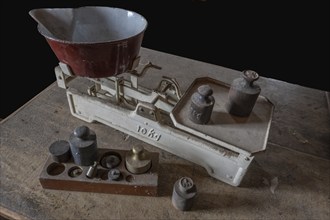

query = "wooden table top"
[{"left": 1, "top": 48, "right": 329, "bottom": 219}]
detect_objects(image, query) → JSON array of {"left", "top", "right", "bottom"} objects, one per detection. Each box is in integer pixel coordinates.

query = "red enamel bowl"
[{"left": 29, "top": 6, "right": 147, "bottom": 78}]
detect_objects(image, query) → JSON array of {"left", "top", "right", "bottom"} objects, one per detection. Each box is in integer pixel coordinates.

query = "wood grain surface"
[{"left": 1, "top": 48, "right": 329, "bottom": 219}]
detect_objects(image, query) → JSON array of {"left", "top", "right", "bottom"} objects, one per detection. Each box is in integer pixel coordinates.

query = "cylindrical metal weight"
[
  {"left": 69, "top": 125, "right": 98, "bottom": 166},
  {"left": 227, "top": 70, "right": 261, "bottom": 117},
  {"left": 86, "top": 161, "right": 98, "bottom": 179},
  {"left": 189, "top": 84, "right": 215, "bottom": 124},
  {"left": 108, "top": 169, "right": 121, "bottom": 181},
  {"left": 172, "top": 177, "right": 197, "bottom": 211},
  {"left": 49, "top": 140, "right": 71, "bottom": 163},
  {"left": 125, "top": 145, "right": 151, "bottom": 174}
]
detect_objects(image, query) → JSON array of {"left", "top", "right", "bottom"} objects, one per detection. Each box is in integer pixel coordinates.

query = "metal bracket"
[
  {"left": 128, "top": 56, "right": 162, "bottom": 89},
  {"left": 55, "top": 65, "right": 74, "bottom": 89}
]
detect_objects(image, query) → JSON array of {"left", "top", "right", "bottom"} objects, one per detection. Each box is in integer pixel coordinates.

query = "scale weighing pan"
[
  {"left": 170, "top": 77, "right": 274, "bottom": 155},
  {"left": 29, "top": 6, "right": 147, "bottom": 78}
]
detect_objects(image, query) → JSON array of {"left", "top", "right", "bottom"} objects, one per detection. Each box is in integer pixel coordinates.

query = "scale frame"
[{"left": 55, "top": 61, "right": 274, "bottom": 187}]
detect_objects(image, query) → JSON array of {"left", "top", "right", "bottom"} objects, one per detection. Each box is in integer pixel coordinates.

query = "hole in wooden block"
[
  {"left": 126, "top": 175, "right": 134, "bottom": 182},
  {"left": 68, "top": 166, "right": 83, "bottom": 178},
  {"left": 47, "top": 162, "right": 65, "bottom": 176},
  {"left": 96, "top": 169, "right": 109, "bottom": 180},
  {"left": 100, "top": 151, "right": 122, "bottom": 169}
]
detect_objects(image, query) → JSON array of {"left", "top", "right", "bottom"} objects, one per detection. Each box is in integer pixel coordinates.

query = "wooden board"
[{"left": 39, "top": 148, "right": 159, "bottom": 196}]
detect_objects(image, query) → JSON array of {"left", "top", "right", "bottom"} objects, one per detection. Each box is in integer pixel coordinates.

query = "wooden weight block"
[{"left": 39, "top": 148, "right": 159, "bottom": 196}]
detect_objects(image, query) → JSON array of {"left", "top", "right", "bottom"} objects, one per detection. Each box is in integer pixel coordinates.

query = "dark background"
[{"left": 1, "top": 0, "right": 329, "bottom": 119}]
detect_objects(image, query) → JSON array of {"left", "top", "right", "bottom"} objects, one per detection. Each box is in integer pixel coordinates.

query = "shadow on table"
[
  {"left": 193, "top": 192, "right": 258, "bottom": 211},
  {"left": 239, "top": 160, "right": 273, "bottom": 188},
  {"left": 157, "top": 160, "right": 272, "bottom": 198}
]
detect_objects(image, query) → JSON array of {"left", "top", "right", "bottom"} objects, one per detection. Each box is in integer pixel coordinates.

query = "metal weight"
[
  {"left": 86, "top": 161, "right": 98, "bottom": 179},
  {"left": 227, "top": 70, "right": 261, "bottom": 117},
  {"left": 68, "top": 126, "right": 98, "bottom": 166},
  {"left": 171, "top": 177, "right": 197, "bottom": 211},
  {"left": 125, "top": 146, "right": 151, "bottom": 174},
  {"left": 108, "top": 169, "right": 121, "bottom": 181},
  {"left": 189, "top": 84, "right": 215, "bottom": 124},
  {"left": 48, "top": 140, "right": 71, "bottom": 163}
]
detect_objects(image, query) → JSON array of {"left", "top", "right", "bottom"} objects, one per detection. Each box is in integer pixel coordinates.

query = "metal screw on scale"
[{"left": 172, "top": 177, "right": 197, "bottom": 211}]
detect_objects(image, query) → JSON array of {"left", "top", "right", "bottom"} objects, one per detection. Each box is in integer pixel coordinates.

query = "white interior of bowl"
[{"left": 29, "top": 6, "right": 147, "bottom": 43}]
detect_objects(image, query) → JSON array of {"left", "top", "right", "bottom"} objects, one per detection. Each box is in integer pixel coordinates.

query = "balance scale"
[
  {"left": 54, "top": 57, "right": 274, "bottom": 187},
  {"left": 31, "top": 6, "right": 274, "bottom": 187}
]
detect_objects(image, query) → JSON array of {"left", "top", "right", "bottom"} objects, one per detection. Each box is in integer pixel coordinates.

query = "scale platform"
[{"left": 171, "top": 77, "right": 273, "bottom": 155}]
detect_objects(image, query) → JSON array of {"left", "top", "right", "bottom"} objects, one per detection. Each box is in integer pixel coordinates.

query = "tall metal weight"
[
  {"left": 227, "top": 70, "right": 261, "bottom": 117},
  {"left": 172, "top": 177, "right": 197, "bottom": 211},
  {"left": 69, "top": 126, "right": 98, "bottom": 166}
]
